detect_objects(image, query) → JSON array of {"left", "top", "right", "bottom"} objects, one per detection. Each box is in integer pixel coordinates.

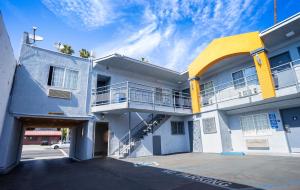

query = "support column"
[
  {"left": 189, "top": 77, "right": 201, "bottom": 113},
  {"left": 251, "top": 48, "right": 276, "bottom": 99}
]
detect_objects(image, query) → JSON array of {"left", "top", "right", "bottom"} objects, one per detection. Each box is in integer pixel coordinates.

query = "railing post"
[
  {"left": 127, "top": 81, "right": 130, "bottom": 104},
  {"left": 290, "top": 62, "right": 300, "bottom": 92},
  {"left": 152, "top": 89, "right": 155, "bottom": 110},
  {"left": 173, "top": 92, "right": 176, "bottom": 112},
  {"left": 109, "top": 87, "right": 112, "bottom": 104},
  {"left": 128, "top": 112, "right": 131, "bottom": 154}
]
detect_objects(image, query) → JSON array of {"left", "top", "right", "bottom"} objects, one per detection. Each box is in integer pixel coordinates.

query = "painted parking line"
[
  {"left": 59, "top": 149, "right": 68, "bottom": 157},
  {"left": 161, "top": 169, "right": 261, "bottom": 190}
]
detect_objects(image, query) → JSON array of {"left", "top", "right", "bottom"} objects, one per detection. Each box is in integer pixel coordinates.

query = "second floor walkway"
[
  {"left": 199, "top": 59, "right": 300, "bottom": 111},
  {"left": 91, "top": 82, "right": 192, "bottom": 115}
]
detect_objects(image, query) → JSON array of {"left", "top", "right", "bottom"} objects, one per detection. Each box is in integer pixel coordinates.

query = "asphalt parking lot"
[
  {"left": 1, "top": 153, "right": 300, "bottom": 190},
  {"left": 21, "top": 145, "right": 69, "bottom": 160},
  {"left": 1, "top": 157, "right": 259, "bottom": 190},
  {"left": 125, "top": 153, "right": 300, "bottom": 190}
]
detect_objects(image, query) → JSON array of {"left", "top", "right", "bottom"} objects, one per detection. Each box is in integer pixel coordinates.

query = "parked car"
[
  {"left": 51, "top": 141, "right": 70, "bottom": 149},
  {"left": 40, "top": 140, "right": 49, "bottom": 145}
]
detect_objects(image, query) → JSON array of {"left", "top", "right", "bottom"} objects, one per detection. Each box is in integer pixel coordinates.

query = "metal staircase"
[{"left": 117, "top": 114, "right": 170, "bottom": 158}]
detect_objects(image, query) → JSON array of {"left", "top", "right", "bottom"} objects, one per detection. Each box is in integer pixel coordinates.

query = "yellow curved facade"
[{"left": 188, "top": 32, "right": 275, "bottom": 113}]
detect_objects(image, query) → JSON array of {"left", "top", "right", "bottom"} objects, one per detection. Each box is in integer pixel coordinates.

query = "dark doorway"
[
  {"left": 188, "top": 121, "right": 193, "bottom": 152},
  {"left": 96, "top": 75, "right": 111, "bottom": 105},
  {"left": 153, "top": 135, "right": 161, "bottom": 155},
  {"left": 94, "top": 122, "right": 109, "bottom": 157}
]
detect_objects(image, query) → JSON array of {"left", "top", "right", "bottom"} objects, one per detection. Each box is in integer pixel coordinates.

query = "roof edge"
[{"left": 260, "top": 12, "right": 300, "bottom": 36}]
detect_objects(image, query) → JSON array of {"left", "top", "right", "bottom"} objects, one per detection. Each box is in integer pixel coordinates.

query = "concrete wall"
[
  {"left": 229, "top": 108, "right": 290, "bottom": 153},
  {"left": 10, "top": 44, "right": 91, "bottom": 117},
  {"left": 0, "top": 13, "right": 19, "bottom": 174},
  {"left": 153, "top": 116, "right": 190, "bottom": 155},
  {"left": 194, "top": 111, "right": 223, "bottom": 153},
  {"left": 69, "top": 120, "right": 94, "bottom": 160},
  {"left": 0, "top": 13, "right": 16, "bottom": 129}
]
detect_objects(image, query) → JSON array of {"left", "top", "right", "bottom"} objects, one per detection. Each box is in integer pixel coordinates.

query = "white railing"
[
  {"left": 199, "top": 59, "right": 300, "bottom": 106},
  {"left": 91, "top": 81, "right": 191, "bottom": 110}
]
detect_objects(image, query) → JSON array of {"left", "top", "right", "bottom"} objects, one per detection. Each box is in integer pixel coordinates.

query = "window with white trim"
[
  {"left": 48, "top": 66, "right": 79, "bottom": 90},
  {"left": 240, "top": 113, "right": 271, "bottom": 136}
]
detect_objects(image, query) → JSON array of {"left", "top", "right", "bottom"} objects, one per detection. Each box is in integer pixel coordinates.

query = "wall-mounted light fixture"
[{"left": 255, "top": 54, "right": 262, "bottom": 65}]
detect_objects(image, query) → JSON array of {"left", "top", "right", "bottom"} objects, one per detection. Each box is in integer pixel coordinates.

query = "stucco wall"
[
  {"left": 10, "top": 44, "right": 91, "bottom": 117},
  {"left": 153, "top": 116, "right": 190, "bottom": 155},
  {"left": 0, "top": 13, "right": 18, "bottom": 174},
  {"left": 229, "top": 108, "right": 290, "bottom": 153},
  {"left": 194, "top": 111, "right": 223, "bottom": 153},
  {"left": 0, "top": 13, "right": 16, "bottom": 134}
]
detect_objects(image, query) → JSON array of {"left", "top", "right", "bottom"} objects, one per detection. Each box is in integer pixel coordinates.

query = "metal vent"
[
  {"left": 246, "top": 139, "right": 269, "bottom": 150},
  {"left": 48, "top": 89, "right": 71, "bottom": 99}
]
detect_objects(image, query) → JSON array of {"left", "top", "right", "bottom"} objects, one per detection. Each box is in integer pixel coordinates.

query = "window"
[
  {"left": 202, "top": 117, "right": 217, "bottom": 134},
  {"left": 232, "top": 70, "right": 245, "bottom": 89},
  {"left": 171, "top": 121, "right": 185, "bottom": 135},
  {"left": 200, "top": 81, "right": 214, "bottom": 97},
  {"left": 48, "top": 66, "right": 79, "bottom": 90},
  {"left": 232, "top": 66, "right": 258, "bottom": 89},
  {"left": 269, "top": 52, "right": 291, "bottom": 72},
  {"left": 240, "top": 114, "right": 271, "bottom": 136},
  {"left": 155, "top": 87, "right": 163, "bottom": 104}
]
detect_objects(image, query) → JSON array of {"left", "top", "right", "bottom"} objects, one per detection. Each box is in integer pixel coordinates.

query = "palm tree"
[
  {"left": 60, "top": 44, "right": 74, "bottom": 55},
  {"left": 79, "top": 49, "right": 90, "bottom": 58}
]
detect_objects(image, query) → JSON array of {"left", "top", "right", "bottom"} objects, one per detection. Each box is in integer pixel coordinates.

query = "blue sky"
[{"left": 1, "top": 0, "right": 299, "bottom": 72}]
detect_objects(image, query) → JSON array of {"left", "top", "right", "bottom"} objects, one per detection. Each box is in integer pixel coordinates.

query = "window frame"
[
  {"left": 240, "top": 113, "right": 272, "bottom": 137},
  {"left": 200, "top": 81, "right": 214, "bottom": 97},
  {"left": 171, "top": 121, "right": 185, "bottom": 135},
  {"left": 48, "top": 65, "right": 80, "bottom": 90},
  {"left": 231, "top": 66, "right": 257, "bottom": 90},
  {"left": 269, "top": 51, "right": 292, "bottom": 72}
]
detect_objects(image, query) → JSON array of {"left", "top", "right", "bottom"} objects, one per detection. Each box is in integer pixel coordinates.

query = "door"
[
  {"left": 153, "top": 135, "right": 161, "bottom": 155},
  {"left": 94, "top": 122, "right": 109, "bottom": 157},
  {"left": 281, "top": 107, "right": 300, "bottom": 152},
  {"left": 188, "top": 121, "right": 193, "bottom": 152}
]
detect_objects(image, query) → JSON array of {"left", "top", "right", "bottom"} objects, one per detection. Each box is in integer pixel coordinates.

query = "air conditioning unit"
[
  {"left": 202, "top": 99, "right": 213, "bottom": 105},
  {"left": 252, "top": 88, "right": 258, "bottom": 94},
  {"left": 238, "top": 89, "right": 252, "bottom": 97},
  {"left": 48, "top": 89, "right": 72, "bottom": 99}
]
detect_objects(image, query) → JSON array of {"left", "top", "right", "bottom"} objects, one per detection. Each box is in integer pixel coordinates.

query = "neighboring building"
[
  {"left": 23, "top": 129, "right": 61, "bottom": 145},
  {"left": 0, "top": 12, "right": 300, "bottom": 173}
]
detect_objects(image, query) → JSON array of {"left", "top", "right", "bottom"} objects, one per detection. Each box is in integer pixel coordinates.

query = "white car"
[{"left": 51, "top": 141, "right": 70, "bottom": 149}]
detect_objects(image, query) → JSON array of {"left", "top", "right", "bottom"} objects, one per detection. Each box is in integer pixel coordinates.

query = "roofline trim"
[{"left": 260, "top": 12, "right": 300, "bottom": 37}]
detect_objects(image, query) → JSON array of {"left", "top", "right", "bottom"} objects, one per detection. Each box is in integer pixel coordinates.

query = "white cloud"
[
  {"left": 42, "top": 0, "right": 116, "bottom": 30},
  {"left": 43, "top": 0, "right": 272, "bottom": 71}
]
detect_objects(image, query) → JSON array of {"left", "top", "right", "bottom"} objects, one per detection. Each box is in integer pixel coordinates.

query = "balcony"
[
  {"left": 199, "top": 59, "right": 300, "bottom": 111},
  {"left": 91, "top": 82, "right": 192, "bottom": 115}
]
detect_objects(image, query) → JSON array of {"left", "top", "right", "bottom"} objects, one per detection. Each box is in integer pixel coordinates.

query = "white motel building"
[{"left": 0, "top": 12, "right": 300, "bottom": 173}]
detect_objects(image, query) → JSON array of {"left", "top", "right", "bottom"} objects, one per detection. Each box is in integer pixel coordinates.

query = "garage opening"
[
  {"left": 20, "top": 117, "right": 86, "bottom": 161},
  {"left": 94, "top": 122, "right": 109, "bottom": 157}
]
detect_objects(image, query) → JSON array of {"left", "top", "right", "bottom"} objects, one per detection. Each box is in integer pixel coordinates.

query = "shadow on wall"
[{"left": 0, "top": 158, "right": 263, "bottom": 190}]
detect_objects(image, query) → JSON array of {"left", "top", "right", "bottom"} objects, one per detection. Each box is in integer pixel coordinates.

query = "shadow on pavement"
[{"left": 0, "top": 158, "right": 263, "bottom": 190}]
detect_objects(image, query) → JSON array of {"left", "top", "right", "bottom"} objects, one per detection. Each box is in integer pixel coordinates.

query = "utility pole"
[{"left": 274, "top": 0, "right": 277, "bottom": 24}]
